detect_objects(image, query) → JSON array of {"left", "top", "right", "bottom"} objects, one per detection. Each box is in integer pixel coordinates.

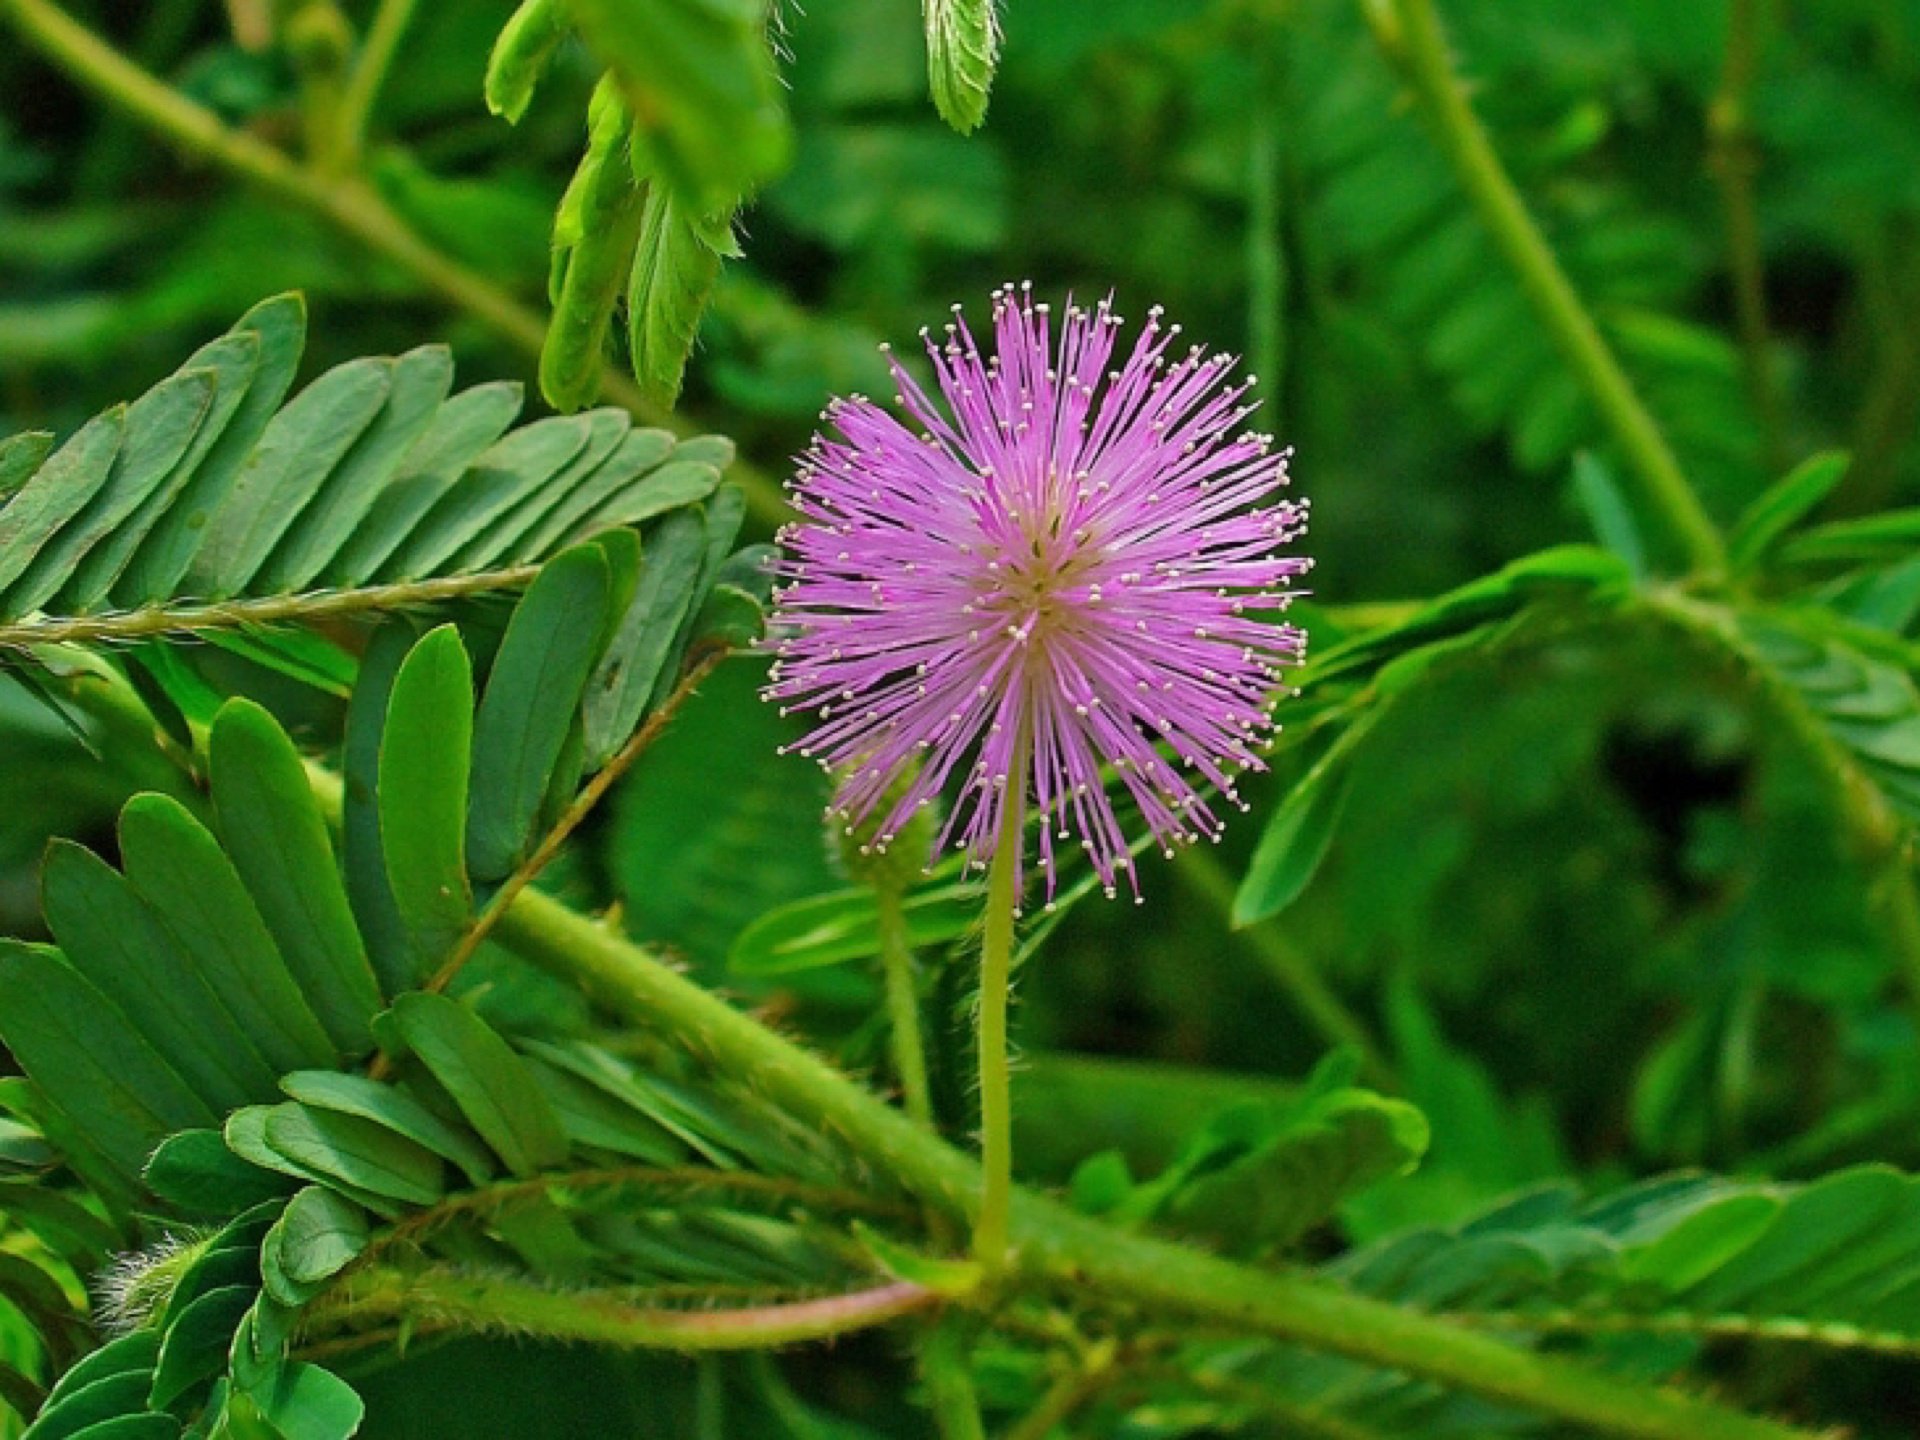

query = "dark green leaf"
[
  {"left": 1, "top": 371, "right": 213, "bottom": 620},
  {"left": 448, "top": 409, "right": 628, "bottom": 571},
  {"left": 340, "top": 619, "right": 419, "bottom": 996},
  {"left": 209, "top": 699, "right": 382, "bottom": 1057},
  {"left": 0, "top": 406, "right": 126, "bottom": 599},
  {"left": 63, "top": 333, "right": 260, "bottom": 613},
  {"left": 261, "top": 1104, "right": 444, "bottom": 1207},
  {"left": 388, "top": 993, "right": 567, "bottom": 1177},
  {"left": 39, "top": 1332, "right": 158, "bottom": 1411},
  {"left": 266, "top": 1186, "right": 368, "bottom": 1287},
  {"left": 256, "top": 345, "right": 454, "bottom": 592},
  {"left": 503, "top": 428, "right": 677, "bottom": 564},
  {"left": 118, "top": 293, "right": 307, "bottom": 606},
  {"left": 466, "top": 544, "right": 612, "bottom": 882},
  {"left": 730, "top": 882, "right": 980, "bottom": 975},
  {"left": 378, "top": 625, "right": 474, "bottom": 965},
  {"left": 58, "top": 1417, "right": 178, "bottom": 1440},
  {"left": 381, "top": 414, "right": 596, "bottom": 580},
  {"left": 201, "top": 626, "right": 357, "bottom": 699},
  {"left": 149, "top": 1285, "right": 254, "bottom": 1410},
  {"left": 583, "top": 508, "right": 706, "bottom": 765},
  {"left": 145, "top": 1130, "right": 296, "bottom": 1217},
  {"left": 279, "top": 1071, "right": 494, "bottom": 1187},
  {"left": 186, "top": 357, "right": 393, "bottom": 597},
  {"left": 1234, "top": 743, "right": 1356, "bottom": 926},
  {"left": 0, "top": 1177, "right": 123, "bottom": 1270},
  {"left": 0, "top": 940, "right": 214, "bottom": 1179},
  {"left": 327, "top": 381, "right": 523, "bottom": 586},
  {"left": 20, "top": 1373, "right": 149, "bottom": 1440},
  {"left": 118, "top": 793, "right": 336, "bottom": 1077},
  {"left": 223, "top": 1108, "right": 398, "bottom": 1221}
]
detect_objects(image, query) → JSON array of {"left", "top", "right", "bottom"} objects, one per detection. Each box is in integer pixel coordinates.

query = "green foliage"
[{"left": 8, "top": 0, "right": 1920, "bottom": 1435}]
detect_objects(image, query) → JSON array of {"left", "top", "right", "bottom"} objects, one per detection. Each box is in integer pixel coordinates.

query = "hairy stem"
[
  {"left": 973, "top": 773, "right": 1027, "bottom": 1268},
  {"left": 921, "top": 1315, "right": 988, "bottom": 1440},
  {"left": 0, "top": 0, "right": 788, "bottom": 526},
  {"left": 1381, "top": 0, "right": 1727, "bottom": 578},
  {"left": 876, "top": 881, "right": 938, "bottom": 1133},
  {"left": 314, "top": 1266, "right": 939, "bottom": 1350},
  {"left": 491, "top": 887, "right": 1815, "bottom": 1438},
  {"left": 0, "top": 567, "right": 537, "bottom": 653}
]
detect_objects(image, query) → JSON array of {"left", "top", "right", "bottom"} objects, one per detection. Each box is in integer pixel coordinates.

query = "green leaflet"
[
  {"left": 924, "top": 0, "right": 1000, "bottom": 134},
  {"left": 1728, "top": 451, "right": 1852, "bottom": 576},
  {"left": 485, "top": 0, "right": 572, "bottom": 124},
  {"left": 325, "top": 380, "right": 523, "bottom": 586},
  {"left": 583, "top": 507, "right": 707, "bottom": 765},
  {"left": 448, "top": 409, "right": 629, "bottom": 572},
  {"left": 185, "top": 356, "right": 394, "bottom": 598},
  {"left": 376, "top": 415, "right": 593, "bottom": 580},
  {"left": 387, "top": 992, "right": 568, "bottom": 1178},
  {"left": 145, "top": 1130, "right": 295, "bottom": 1217},
  {"left": 263, "top": 1186, "right": 369, "bottom": 1289},
  {"left": 1, "top": 370, "right": 214, "bottom": 620},
  {"left": 19, "top": 1372, "right": 153, "bottom": 1440},
  {"left": 209, "top": 699, "right": 383, "bottom": 1058},
  {"left": 0, "top": 1179, "right": 122, "bottom": 1270},
  {"left": 729, "top": 881, "right": 980, "bottom": 976},
  {"left": 1232, "top": 738, "right": 1357, "bottom": 927},
  {"left": 627, "top": 186, "right": 732, "bottom": 408},
  {"left": 227, "top": 1361, "right": 363, "bottom": 1440},
  {"left": 279, "top": 1070, "right": 495, "bottom": 1187},
  {"left": 0, "top": 941, "right": 214, "bottom": 1180},
  {"left": 0, "top": 430, "right": 53, "bottom": 499},
  {"left": 570, "top": 0, "right": 790, "bottom": 218},
  {"left": 253, "top": 344, "right": 455, "bottom": 592},
  {"left": 261, "top": 1101, "right": 444, "bottom": 1208},
  {"left": 117, "top": 794, "right": 337, "bottom": 1076},
  {"left": 148, "top": 1286, "right": 253, "bottom": 1410},
  {"left": 223, "top": 1109, "right": 400, "bottom": 1222},
  {"left": 40, "top": 840, "right": 278, "bottom": 1112},
  {"left": 39, "top": 1334, "right": 160, "bottom": 1414},
  {"left": 466, "top": 543, "right": 613, "bottom": 883},
  {"left": 543, "top": 94, "right": 652, "bottom": 413},
  {"left": 379, "top": 625, "right": 475, "bottom": 967},
  {"left": 501, "top": 428, "right": 679, "bottom": 563},
  {"left": 116, "top": 294, "right": 307, "bottom": 606},
  {"left": 0, "top": 406, "right": 127, "bottom": 598},
  {"left": 62, "top": 334, "right": 260, "bottom": 613},
  {"left": 340, "top": 619, "right": 419, "bottom": 996}
]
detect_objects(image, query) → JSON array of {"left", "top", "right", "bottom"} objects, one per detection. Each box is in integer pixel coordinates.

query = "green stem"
[
  {"left": 876, "top": 881, "right": 938, "bottom": 1132},
  {"left": 1172, "top": 844, "right": 1395, "bottom": 1089},
  {"left": 920, "top": 1315, "right": 988, "bottom": 1440},
  {"left": 0, "top": 565, "right": 537, "bottom": 653},
  {"left": 1001, "top": 1343, "right": 1119, "bottom": 1440},
  {"left": 1383, "top": 0, "right": 1727, "bottom": 578},
  {"left": 315, "top": 1265, "right": 939, "bottom": 1350},
  {"left": 491, "top": 888, "right": 1815, "bottom": 1438},
  {"left": 0, "top": 0, "right": 789, "bottom": 527},
  {"left": 973, "top": 777, "right": 1027, "bottom": 1267},
  {"left": 334, "top": 0, "right": 419, "bottom": 169},
  {"left": 1707, "top": 0, "right": 1782, "bottom": 474}
]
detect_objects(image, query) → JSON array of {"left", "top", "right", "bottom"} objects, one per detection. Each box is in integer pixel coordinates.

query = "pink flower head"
[{"left": 766, "top": 284, "right": 1311, "bottom": 902}]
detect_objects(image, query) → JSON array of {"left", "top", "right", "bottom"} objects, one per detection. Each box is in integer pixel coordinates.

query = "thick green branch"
[
  {"left": 1380, "top": 0, "right": 1726, "bottom": 577},
  {"left": 492, "top": 886, "right": 1815, "bottom": 1439}
]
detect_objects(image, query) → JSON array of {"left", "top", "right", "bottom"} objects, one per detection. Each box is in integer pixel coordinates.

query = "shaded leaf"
[
  {"left": 378, "top": 625, "right": 474, "bottom": 966},
  {"left": 388, "top": 993, "right": 567, "bottom": 1177}
]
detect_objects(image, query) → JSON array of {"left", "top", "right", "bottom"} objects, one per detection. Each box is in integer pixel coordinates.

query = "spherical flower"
[{"left": 766, "top": 284, "right": 1311, "bottom": 901}]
